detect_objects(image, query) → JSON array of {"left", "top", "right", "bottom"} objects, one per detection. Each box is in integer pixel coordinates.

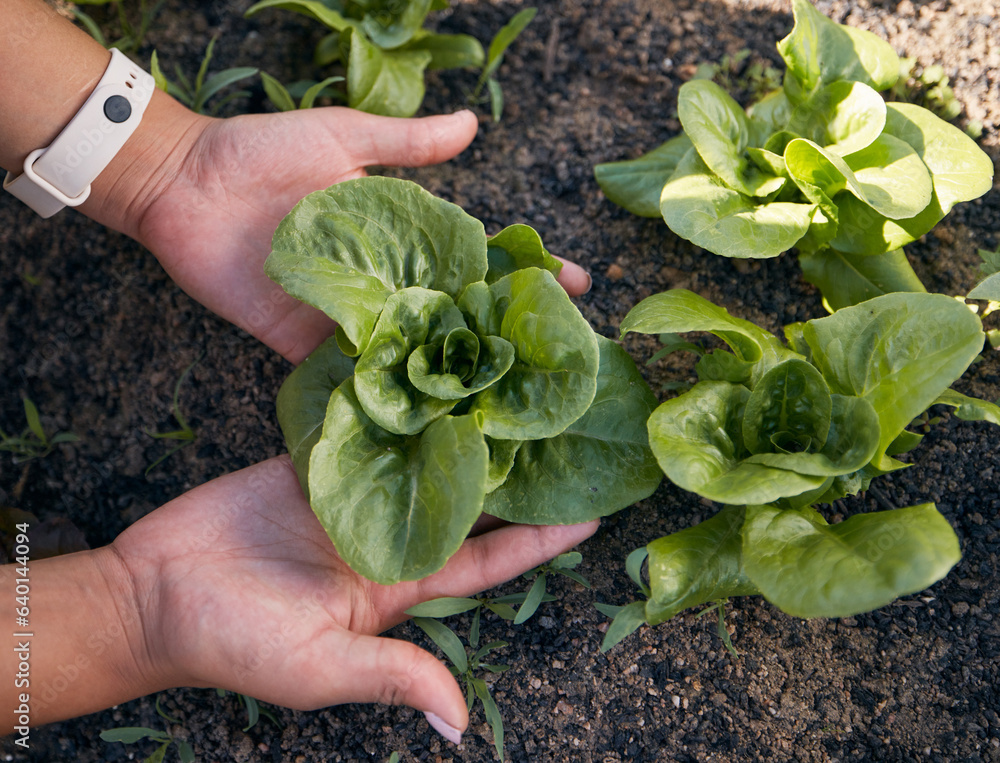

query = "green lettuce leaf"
[
  {"left": 266, "top": 176, "right": 488, "bottom": 355},
  {"left": 468, "top": 268, "right": 600, "bottom": 439},
  {"left": 829, "top": 103, "right": 994, "bottom": 254},
  {"left": 787, "top": 80, "right": 886, "bottom": 156},
  {"left": 353, "top": 287, "right": 475, "bottom": 434},
  {"left": 803, "top": 292, "right": 985, "bottom": 467},
  {"left": 409, "top": 331, "right": 515, "bottom": 400},
  {"left": 275, "top": 336, "right": 356, "bottom": 496},
  {"left": 594, "top": 135, "right": 694, "bottom": 218},
  {"left": 401, "top": 32, "right": 485, "bottom": 70},
  {"left": 646, "top": 380, "right": 828, "bottom": 505},
  {"left": 346, "top": 27, "right": 432, "bottom": 117},
  {"left": 743, "top": 503, "right": 960, "bottom": 618},
  {"left": 484, "top": 336, "right": 662, "bottom": 523},
  {"left": 742, "top": 358, "right": 832, "bottom": 454},
  {"left": 659, "top": 149, "right": 815, "bottom": 259},
  {"left": 645, "top": 505, "right": 758, "bottom": 625},
  {"left": 308, "top": 378, "right": 489, "bottom": 583},
  {"left": 744, "top": 393, "right": 880, "bottom": 477},
  {"left": 968, "top": 273, "right": 1000, "bottom": 301},
  {"left": 747, "top": 90, "right": 792, "bottom": 145},
  {"left": 484, "top": 437, "right": 522, "bottom": 493},
  {"left": 244, "top": 0, "right": 352, "bottom": 30},
  {"left": 620, "top": 288, "right": 794, "bottom": 376},
  {"left": 678, "top": 80, "right": 784, "bottom": 197},
  {"left": 784, "top": 135, "right": 932, "bottom": 220},
  {"left": 933, "top": 389, "right": 1000, "bottom": 426},
  {"left": 361, "top": 0, "right": 432, "bottom": 49},
  {"left": 799, "top": 247, "right": 926, "bottom": 312},
  {"left": 777, "top": 0, "right": 899, "bottom": 104},
  {"left": 485, "top": 224, "right": 563, "bottom": 283}
]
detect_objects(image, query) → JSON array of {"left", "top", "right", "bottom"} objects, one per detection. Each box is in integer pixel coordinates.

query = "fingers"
[
  {"left": 554, "top": 256, "right": 593, "bottom": 297},
  {"left": 344, "top": 109, "right": 479, "bottom": 169},
  {"left": 335, "top": 633, "right": 469, "bottom": 742},
  {"left": 469, "top": 511, "right": 508, "bottom": 537},
  {"left": 404, "top": 520, "right": 600, "bottom": 610}
]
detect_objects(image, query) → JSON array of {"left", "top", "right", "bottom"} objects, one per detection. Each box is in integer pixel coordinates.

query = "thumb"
[
  {"left": 342, "top": 633, "right": 469, "bottom": 744},
  {"left": 345, "top": 109, "right": 479, "bottom": 169}
]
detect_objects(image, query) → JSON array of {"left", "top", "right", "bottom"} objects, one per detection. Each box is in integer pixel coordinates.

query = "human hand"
[
  {"left": 87, "top": 101, "right": 592, "bottom": 364},
  {"left": 111, "top": 456, "right": 598, "bottom": 741}
]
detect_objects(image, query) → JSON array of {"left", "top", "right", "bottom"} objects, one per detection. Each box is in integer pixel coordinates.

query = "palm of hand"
[
  {"left": 135, "top": 108, "right": 480, "bottom": 363},
  {"left": 112, "top": 456, "right": 597, "bottom": 719}
]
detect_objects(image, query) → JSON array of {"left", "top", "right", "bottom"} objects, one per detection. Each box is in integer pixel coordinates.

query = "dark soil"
[{"left": 2, "top": 0, "right": 999, "bottom": 761}]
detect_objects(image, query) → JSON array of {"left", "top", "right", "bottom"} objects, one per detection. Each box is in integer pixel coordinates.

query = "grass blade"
[
  {"left": 413, "top": 617, "right": 468, "bottom": 674},
  {"left": 600, "top": 600, "right": 647, "bottom": 652},
  {"left": 513, "top": 574, "right": 546, "bottom": 625},
  {"left": 405, "top": 597, "right": 480, "bottom": 618}
]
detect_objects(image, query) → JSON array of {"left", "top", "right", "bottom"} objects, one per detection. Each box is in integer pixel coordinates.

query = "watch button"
[{"left": 103, "top": 95, "right": 132, "bottom": 123}]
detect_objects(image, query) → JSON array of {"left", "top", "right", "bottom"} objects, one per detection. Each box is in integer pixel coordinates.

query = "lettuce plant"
[
  {"left": 595, "top": 0, "right": 993, "bottom": 311},
  {"left": 267, "top": 177, "right": 661, "bottom": 583},
  {"left": 245, "top": 0, "right": 507, "bottom": 118},
  {"left": 611, "top": 288, "right": 999, "bottom": 626}
]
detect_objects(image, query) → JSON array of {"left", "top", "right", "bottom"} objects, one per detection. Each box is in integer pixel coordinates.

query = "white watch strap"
[{"left": 3, "top": 49, "right": 156, "bottom": 218}]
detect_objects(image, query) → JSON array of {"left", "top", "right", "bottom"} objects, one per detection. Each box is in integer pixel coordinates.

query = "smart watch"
[{"left": 3, "top": 49, "right": 156, "bottom": 218}]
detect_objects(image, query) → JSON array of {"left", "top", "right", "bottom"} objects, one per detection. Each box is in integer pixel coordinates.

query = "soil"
[{"left": 2, "top": 0, "right": 999, "bottom": 761}]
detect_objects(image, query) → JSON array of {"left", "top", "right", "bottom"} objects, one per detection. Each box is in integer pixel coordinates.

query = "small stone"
[
  {"left": 952, "top": 601, "right": 970, "bottom": 616},
  {"left": 677, "top": 63, "right": 699, "bottom": 80},
  {"left": 606, "top": 263, "right": 624, "bottom": 281}
]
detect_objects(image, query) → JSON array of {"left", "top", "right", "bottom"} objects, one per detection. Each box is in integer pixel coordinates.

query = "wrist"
[
  {"left": 86, "top": 543, "right": 176, "bottom": 701},
  {"left": 78, "top": 88, "right": 212, "bottom": 241},
  {"left": 2, "top": 545, "right": 173, "bottom": 730}
]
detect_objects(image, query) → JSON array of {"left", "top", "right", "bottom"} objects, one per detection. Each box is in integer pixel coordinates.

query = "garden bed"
[{"left": 1, "top": 0, "right": 998, "bottom": 760}]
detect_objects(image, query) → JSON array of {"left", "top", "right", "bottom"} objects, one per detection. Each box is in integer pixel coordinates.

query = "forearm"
[
  {"left": 0, "top": 0, "right": 208, "bottom": 239},
  {"left": 1, "top": 545, "right": 168, "bottom": 734}
]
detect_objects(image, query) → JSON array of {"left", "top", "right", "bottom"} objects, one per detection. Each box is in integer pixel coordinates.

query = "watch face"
[{"left": 103, "top": 95, "right": 133, "bottom": 123}]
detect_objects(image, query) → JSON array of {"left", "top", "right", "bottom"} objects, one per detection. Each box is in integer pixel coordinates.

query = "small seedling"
[
  {"left": 471, "top": 7, "right": 537, "bottom": 121},
  {"left": 693, "top": 48, "right": 782, "bottom": 102},
  {"left": 150, "top": 38, "right": 258, "bottom": 115},
  {"left": 260, "top": 72, "right": 344, "bottom": 111},
  {"left": 100, "top": 696, "right": 194, "bottom": 763},
  {"left": 594, "top": 547, "right": 649, "bottom": 652},
  {"left": 513, "top": 551, "right": 591, "bottom": 625},
  {"left": 889, "top": 57, "right": 982, "bottom": 138},
  {"left": 145, "top": 355, "right": 201, "bottom": 475},
  {"left": 72, "top": 0, "right": 164, "bottom": 53},
  {"left": 694, "top": 600, "right": 738, "bottom": 658},
  {"left": 0, "top": 397, "right": 79, "bottom": 462},
  {"left": 412, "top": 617, "right": 508, "bottom": 761},
  {"left": 407, "top": 590, "right": 554, "bottom": 650},
  {"left": 213, "top": 689, "right": 282, "bottom": 731}
]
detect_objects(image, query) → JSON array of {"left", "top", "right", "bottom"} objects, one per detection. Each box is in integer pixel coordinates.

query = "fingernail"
[
  {"left": 583, "top": 272, "right": 593, "bottom": 294},
  {"left": 424, "top": 711, "right": 463, "bottom": 745}
]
